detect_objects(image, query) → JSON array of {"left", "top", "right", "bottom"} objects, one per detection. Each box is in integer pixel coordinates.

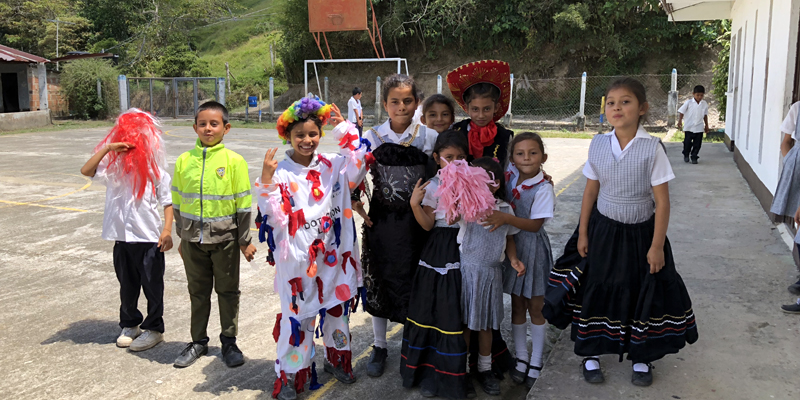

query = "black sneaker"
[
  {"left": 419, "top": 386, "right": 436, "bottom": 398},
  {"left": 222, "top": 343, "right": 245, "bottom": 368},
  {"left": 781, "top": 298, "right": 800, "bottom": 314},
  {"left": 464, "top": 377, "right": 477, "bottom": 398},
  {"left": 509, "top": 359, "right": 528, "bottom": 384},
  {"left": 684, "top": 156, "right": 690, "bottom": 163},
  {"left": 691, "top": 159, "right": 698, "bottom": 164},
  {"left": 366, "top": 346, "right": 388, "bottom": 377},
  {"left": 581, "top": 357, "right": 604, "bottom": 384},
  {"left": 174, "top": 342, "right": 208, "bottom": 368},
  {"left": 276, "top": 378, "right": 296, "bottom": 400},
  {"left": 788, "top": 279, "right": 800, "bottom": 295},
  {"left": 324, "top": 361, "right": 356, "bottom": 384},
  {"left": 631, "top": 363, "right": 654, "bottom": 387},
  {"left": 476, "top": 370, "right": 501, "bottom": 396}
]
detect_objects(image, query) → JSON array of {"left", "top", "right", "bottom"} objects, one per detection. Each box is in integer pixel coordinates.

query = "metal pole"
[
  {"left": 56, "top": 21, "right": 59, "bottom": 71},
  {"left": 671, "top": 68, "right": 678, "bottom": 92},
  {"left": 437, "top": 75, "right": 442, "bottom": 94},
  {"left": 97, "top": 78, "right": 102, "bottom": 101},
  {"left": 578, "top": 72, "right": 587, "bottom": 130},
  {"left": 174, "top": 79, "right": 178, "bottom": 118},
  {"left": 397, "top": 60, "right": 401, "bottom": 75},
  {"left": 375, "top": 76, "right": 382, "bottom": 122},
  {"left": 118, "top": 75, "right": 128, "bottom": 111},
  {"left": 269, "top": 77, "right": 275, "bottom": 121},
  {"left": 304, "top": 61, "right": 308, "bottom": 95},
  {"left": 668, "top": 68, "right": 678, "bottom": 126},
  {"left": 508, "top": 73, "right": 515, "bottom": 116},
  {"left": 193, "top": 78, "right": 199, "bottom": 115},
  {"left": 324, "top": 77, "right": 329, "bottom": 103},
  {"left": 314, "top": 62, "right": 322, "bottom": 97},
  {"left": 149, "top": 79, "right": 153, "bottom": 114}
]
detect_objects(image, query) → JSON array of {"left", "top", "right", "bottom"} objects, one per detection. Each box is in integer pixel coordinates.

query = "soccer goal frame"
[{"left": 304, "top": 58, "right": 409, "bottom": 96}]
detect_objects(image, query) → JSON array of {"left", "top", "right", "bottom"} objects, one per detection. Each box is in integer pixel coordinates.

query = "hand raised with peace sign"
[
  {"left": 261, "top": 147, "right": 279, "bottom": 184},
  {"left": 410, "top": 178, "right": 430, "bottom": 208}
]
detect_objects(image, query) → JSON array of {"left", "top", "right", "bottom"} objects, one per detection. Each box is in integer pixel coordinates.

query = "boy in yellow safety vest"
[{"left": 171, "top": 101, "right": 257, "bottom": 369}]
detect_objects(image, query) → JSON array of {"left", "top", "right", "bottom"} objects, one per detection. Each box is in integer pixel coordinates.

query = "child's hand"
[
  {"left": 647, "top": 245, "right": 664, "bottom": 274},
  {"left": 447, "top": 215, "right": 462, "bottom": 225},
  {"left": 241, "top": 244, "right": 257, "bottom": 262},
  {"left": 329, "top": 104, "right": 345, "bottom": 126},
  {"left": 482, "top": 210, "right": 508, "bottom": 232},
  {"left": 261, "top": 147, "right": 279, "bottom": 184},
  {"left": 158, "top": 229, "right": 173, "bottom": 252},
  {"left": 510, "top": 258, "right": 526, "bottom": 277},
  {"left": 410, "top": 179, "right": 429, "bottom": 207},
  {"left": 677, "top": 122, "right": 683, "bottom": 130},
  {"left": 107, "top": 142, "right": 135, "bottom": 153},
  {"left": 704, "top": 126, "right": 710, "bottom": 134},
  {"left": 353, "top": 201, "right": 372, "bottom": 227},
  {"left": 577, "top": 233, "right": 589, "bottom": 258}
]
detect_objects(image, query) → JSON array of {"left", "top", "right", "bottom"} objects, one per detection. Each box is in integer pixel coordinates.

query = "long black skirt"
[
  {"left": 543, "top": 208, "right": 699, "bottom": 363},
  {"left": 401, "top": 227, "right": 467, "bottom": 398}
]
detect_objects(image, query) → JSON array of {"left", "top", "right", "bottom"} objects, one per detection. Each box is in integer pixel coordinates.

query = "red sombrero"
[{"left": 447, "top": 60, "right": 511, "bottom": 122}]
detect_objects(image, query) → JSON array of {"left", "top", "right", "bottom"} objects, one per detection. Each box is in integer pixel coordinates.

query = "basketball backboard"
[{"left": 308, "top": 0, "right": 367, "bottom": 33}]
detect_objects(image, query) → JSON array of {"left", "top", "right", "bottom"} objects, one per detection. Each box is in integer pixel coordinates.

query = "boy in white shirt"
[
  {"left": 347, "top": 87, "right": 363, "bottom": 137},
  {"left": 677, "top": 85, "right": 710, "bottom": 164},
  {"left": 80, "top": 109, "right": 173, "bottom": 353}
]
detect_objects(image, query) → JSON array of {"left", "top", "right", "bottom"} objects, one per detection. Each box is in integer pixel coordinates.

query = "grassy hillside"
[{"left": 192, "top": 0, "right": 277, "bottom": 55}]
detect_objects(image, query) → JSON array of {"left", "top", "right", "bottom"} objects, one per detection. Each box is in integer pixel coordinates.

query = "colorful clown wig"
[
  {"left": 94, "top": 108, "right": 166, "bottom": 200},
  {"left": 277, "top": 95, "right": 332, "bottom": 144}
]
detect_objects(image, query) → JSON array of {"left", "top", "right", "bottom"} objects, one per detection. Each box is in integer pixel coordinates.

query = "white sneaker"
[
  {"left": 129, "top": 330, "right": 164, "bottom": 352},
  {"left": 117, "top": 326, "right": 142, "bottom": 348}
]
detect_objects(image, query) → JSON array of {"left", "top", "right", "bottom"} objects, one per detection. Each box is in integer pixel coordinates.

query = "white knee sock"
[
  {"left": 528, "top": 322, "right": 546, "bottom": 378},
  {"left": 512, "top": 323, "right": 528, "bottom": 373},
  {"left": 633, "top": 363, "right": 650, "bottom": 373},
  {"left": 372, "top": 317, "right": 388, "bottom": 349},
  {"left": 478, "top": 354, "right": 492, "bottom": 373}
]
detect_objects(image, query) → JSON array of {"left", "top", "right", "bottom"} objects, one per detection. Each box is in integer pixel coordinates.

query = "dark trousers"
[
  {"left": 181, "top": 240, "right": 240, "bottom": 343},
  {"left": 113, "top": 241, "right": 165, "bottom": 333},
  {"left": 682, "top": 131, "right": 703, "bottom": 160}
]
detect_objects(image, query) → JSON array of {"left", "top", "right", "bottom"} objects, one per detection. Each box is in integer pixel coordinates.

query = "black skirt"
[
  {"left": 543, "top": 207, "right": 699, "bottom": 363},
  {"left": 362, "top": 143, "right": 430, "bottom": 322},
  {"left": 401, "top": 227, "right": 467, "bottom": 398}
]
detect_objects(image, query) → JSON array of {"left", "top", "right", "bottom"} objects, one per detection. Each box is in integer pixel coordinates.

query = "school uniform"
[
  {"left": 94, "top": 160, "right": 172, "bottom": 334},
  {"left": 544, "top": 126, "right": 698, "bottom": 364},
  {"left": 347, "top": 96, "right": 363, "bottom": 136},
  {"left": 452, "top": 119, "right": 513, "bottom": 167},
  {"left": 678, "top": 98, "right": 709, "bottom": 161},
  {"left": 770, "top": 102, "right": 800, "bottom": 218}
]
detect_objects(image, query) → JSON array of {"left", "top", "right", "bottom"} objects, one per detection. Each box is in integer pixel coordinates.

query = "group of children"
[{"left": 83, "top": 59, "right": 699, "bottom": 399}]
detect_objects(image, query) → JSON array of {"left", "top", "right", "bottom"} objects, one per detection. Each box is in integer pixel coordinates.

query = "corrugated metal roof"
[{"left": 0, "top": 44, "right": 49, "bottom": 63}]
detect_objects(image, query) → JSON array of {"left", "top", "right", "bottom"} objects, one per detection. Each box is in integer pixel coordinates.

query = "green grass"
[
  {"left": 192, "top": 0, "right": 277, "bottom": 55},
  {"left": 511, "top": 129, "right": 595, "bottom": 139},
  {"left": 0, "top": 120, "right": 114, "bottom": 136},
  {"left": 168, "top": 120, "right": 278, "bottom": 130},
  {"left": 669, "top": 131, "right": 726, "bottom": 143}
]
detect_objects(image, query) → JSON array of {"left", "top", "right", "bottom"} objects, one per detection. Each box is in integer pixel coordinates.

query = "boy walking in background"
[
  {"left": 348, "top": 87, "right": 363, "bottom": 137},
  {"left": 172, "top": 101, "right": 257, "bottom": 369},
  {"left": 677, "top": 85, "right": 710, "bottom": 164}
]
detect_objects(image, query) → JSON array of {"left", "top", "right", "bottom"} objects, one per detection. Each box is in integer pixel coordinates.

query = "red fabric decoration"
[
  {"left": 504, "top": 170, "right": 513, "bottom": 182},
  {"left": 468, "top": 121, "right": 498, "bottom": 159},
  {"left": 364, "top": 152, "right": 376, "bottom": 169},
  {"left": 325, "top": 347, "right": 353, "bottom": 376},
  {"left": 316, "top": 276, "right": 324, "bottom": 303},
  {"left": 327, "top": 304, "right": 343, "bottom": 318},
  {"left": 318, "top": 154, "right": 332, "bottom": 169},
  {"left": 306, "top": 170, "right": 324, "bottom": 202},
  {"left": 289, "top": 209, "right": 306, "bottom": 237},
  {"left": 339, "top": 133, "right": 359, "bottom": 151},
  {"left": 272, "top": 371, "right": 288, "bottom": 399},
  {"left": 446, "top": 60, "right": 511, "bottom": 122},
  {"left": 340, "top": 251, "right": 356, "bottom": 275},
  {"left": 272, "top": 313, "right": 282, "bottom": 343},
  {"left": 279, "top": 184, "right": 293, "bottom": 214},
  {"left": 324, "top": 249, "right": 337, "bottom": 267},
  {"left": 294, "top": 367, "right": 311, "bottom": 394}
]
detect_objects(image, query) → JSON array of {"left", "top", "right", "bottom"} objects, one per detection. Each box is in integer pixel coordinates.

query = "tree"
[{"left": 59, "top": 58, "right": 120, "bottom": 119}]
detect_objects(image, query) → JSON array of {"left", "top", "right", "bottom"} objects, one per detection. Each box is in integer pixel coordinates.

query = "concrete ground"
[{"left": 0, "top": 125, "right": 797, "bottom": 400}]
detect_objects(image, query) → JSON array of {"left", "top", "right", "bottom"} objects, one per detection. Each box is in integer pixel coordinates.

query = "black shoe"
[
  {"left": 788, "top": 280, "right": 800, "bottom": 295},
  {"left": 581, "top": 357, "right": 604, "bottom": 384},
  {"left": 631, "top": 363, "right": 654, "bottom": 387},
  {"left": 324, "top": 361, "right": 356, "bottom": 384},
  {"left": 420, "top": 386, "right": 436, "bottom": 398},
  {"left": 781, "top": 298, "right": 800, "bottom": 314},
  {"left": 684, "top": 156, "right": 690, "bottom": 163},
  {"left": 222, "top": 342, "right": 245, "bottom": 368},
  {"left": 276, "top": 379, "right": 296, "bottom": 400},
  {"left": 525, "top": 365, "right": 542, "bottom": 389},
  {"left": 464, "top": 377, "right": 477, "bottom": 398},
  {"left": 366, "top": 346, "right": 388, "bottom": 377},
  {"left": 174, "top": 342, "right": 208, "bottom": 368},
  {"left": 476, "top": 370, "right": 501, "bottom": 396},
  {"left": 691, "top": 159, "right": 698, "bottom": 164},
  {"left": 509, "top": 359, "right": 529, "bottom": 384}
]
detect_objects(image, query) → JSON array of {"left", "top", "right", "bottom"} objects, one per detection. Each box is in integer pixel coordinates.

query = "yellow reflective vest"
[{"left": 172, "top": 139, "right": 253, "bottom": 245}]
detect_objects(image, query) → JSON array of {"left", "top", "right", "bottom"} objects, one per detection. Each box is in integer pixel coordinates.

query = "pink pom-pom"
[{"left": 434, "top": 160, "right": 496, "bottom": 223}]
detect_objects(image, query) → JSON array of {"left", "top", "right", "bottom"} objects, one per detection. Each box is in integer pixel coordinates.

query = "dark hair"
[
  {"left": 353, "top": 87, "right": 362, "bottom": 96},
  {"left": 382, "top": 74, "right": 419, "bottom": 104},
  {"left": 471, "top": 157, "right": 506, "bottom": 201},
  {"left": 285, "top": 114, "right": 324, "bottom": 137},
  {"left": 422, "top": 94, "right": 455, "bottom": 116},
  {"left": 606, "top": 77, "right": 648, "bottom": 123},
  {"left": 508, "top": 132, "right": 546, "bottom": 164},
  {"left": 418, "top": 90, "right": 426, "bottom": 101},
  {"left": 693, "top": 85, "right": 705, "bottom": 94},
  {"left": 463, "top": 82, "right": 501, "bottom": 106},
  {"left": 195, "top": 101, "right": 229, "bottom": 124},
  {"left": 432, "top": 130, "right": 469, "bottom": 162}
]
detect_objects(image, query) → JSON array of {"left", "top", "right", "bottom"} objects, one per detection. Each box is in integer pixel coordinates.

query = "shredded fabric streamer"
[{"left": 434, "top": 159, "right": 496, "bottom": 223}]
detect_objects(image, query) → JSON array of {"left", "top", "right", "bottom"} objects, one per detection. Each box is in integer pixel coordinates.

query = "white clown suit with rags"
[{"left": 256, "top": 120, "right": 372, "bottom": 397}]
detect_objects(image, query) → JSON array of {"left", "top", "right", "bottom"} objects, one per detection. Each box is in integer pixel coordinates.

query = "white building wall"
[{"left": 728, "top": 0, "right": 800, "bottom": 193}]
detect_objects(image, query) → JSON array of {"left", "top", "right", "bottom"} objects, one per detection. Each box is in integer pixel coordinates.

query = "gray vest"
[
  {"left": 367, "top": 124, "right": 427, "bottom": 152},
  {"left": 587, "top": 134, "right": 660, "bottom": 224}
]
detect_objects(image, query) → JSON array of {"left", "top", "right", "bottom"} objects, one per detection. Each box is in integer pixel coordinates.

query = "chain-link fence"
[{"left": 126, "top": 77, "right": 223, "bottom": 119}]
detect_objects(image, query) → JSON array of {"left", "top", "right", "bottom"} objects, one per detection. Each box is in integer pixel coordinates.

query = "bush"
[
  {"left": 59, "top": 58, "right": 120, "bottom": 119},
  {"left": 711, "top": 21, "right": 731, "bottom": 121}
]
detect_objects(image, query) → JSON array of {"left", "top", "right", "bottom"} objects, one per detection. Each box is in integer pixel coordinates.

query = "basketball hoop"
[{"left": 308, "top": 0, "right": 386, "bottom": 59}]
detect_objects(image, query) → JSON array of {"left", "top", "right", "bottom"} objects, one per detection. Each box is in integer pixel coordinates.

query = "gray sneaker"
[
  {"left": 276, "top": 379, "right": 296, "bottom": 400},
  {"left": 129, "top": 330, "right": 164, "bottom": 352},
  {"left": 116, "top": 326, "right": 141, "bottom": 348},
  {"left": 324, "top": 361, "right": 356, "bottom": 384},
  {"left": 781, "top": 298, "right": 800, "bottom": 314}
]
